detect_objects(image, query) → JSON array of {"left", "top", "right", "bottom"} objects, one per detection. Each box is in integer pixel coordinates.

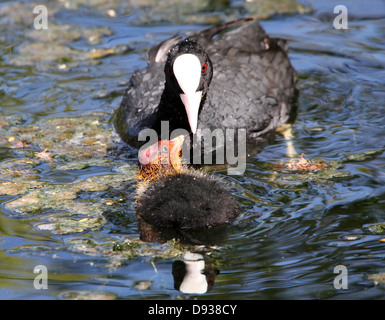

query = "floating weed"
[
  {"left": 0, "top": 113, "right": 135, "bottom": 234},
  {"left": 368, "top": 272, "right": 385, "bottom": 286},
  {"left": 273, "top": 153, "right": 328, "bottom": 173},
  {"left": 363, "top": 222, "right": 385, "bottom": 235},
  {"left": 34, "top": 149, "right": 54, "bottom": 162},
  {"left": 0, "top": 112, "right": 223, "bottom": 264},
  {"left": 270, "top": 153, "right": 352, "bottom": 187},
  {"left": 57, "top": 290, "right": 117, "bottom": 300}
]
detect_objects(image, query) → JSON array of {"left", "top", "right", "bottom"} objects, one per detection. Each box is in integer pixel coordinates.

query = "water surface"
[{"left": 1, "top": 0, "right": 385, "bottom": 299}]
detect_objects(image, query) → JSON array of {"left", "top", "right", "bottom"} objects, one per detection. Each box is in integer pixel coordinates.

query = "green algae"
[
  {"left": 1, "top": 0, "right": 309, "bottom": 74},
  {"left": 267, "top": 149, "right": 385, "bottom": 188},
  {"left": 363, "top": 222, "right": 385, "bottom": 235},
  {"left": 0, "top": 112, "right": 226, "bottom": 264},
  {"left": 2, "top": 0, "right": 380, "bottom": 279},
  {"left": 0, "top": 113, "right": 134, "bottom": 230},
  {"left": 343, "top": 149, "right": 385, "bottom": 163},
  {"left": 65, "top": 237, "right": 223, "bottom": 270},
  {"left": 9, "top": 42, "right": 129, "bottom": 71},
  {"left": 37, "top": 215, "right": 107, "bottom": 234},
  {"left": 124, "top": 0, "right": 311, "bottom": 25},
  {"left": 2, "top": 110, "right": 383, "bottom": 262},
  {"left": 57, "top": 290, "right": 117, "bottom": 300},
  {"left": 25, "top": 23, "right": 113, "bottom": 44}
]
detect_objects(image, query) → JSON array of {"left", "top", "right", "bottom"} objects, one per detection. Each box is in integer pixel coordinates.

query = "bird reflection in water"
[{"left": 172, "top": 253, "right": 219, "bottom": 294}]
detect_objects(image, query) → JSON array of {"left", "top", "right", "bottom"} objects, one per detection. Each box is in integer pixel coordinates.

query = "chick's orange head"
[{"left": 138, "top": 135, "right": 185, "bottom": 174}]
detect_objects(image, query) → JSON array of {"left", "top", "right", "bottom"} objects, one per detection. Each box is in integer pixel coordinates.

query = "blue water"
[{"left": 1, "top": 0, "right": 385, "bottom": 299}]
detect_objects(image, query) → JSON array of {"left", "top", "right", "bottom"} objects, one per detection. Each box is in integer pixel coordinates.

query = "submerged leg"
[{"left": 276, "top": 123, "right": 298, "bottom": 158}]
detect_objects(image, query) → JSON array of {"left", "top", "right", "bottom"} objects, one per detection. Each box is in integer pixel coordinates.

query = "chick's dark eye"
[{"left": 201, "top": 63, "right": 207, "bottom": 73}]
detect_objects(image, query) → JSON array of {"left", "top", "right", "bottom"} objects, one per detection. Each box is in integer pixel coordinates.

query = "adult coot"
[{"left": 115, "top": 18, "right": 296, "bottom": 153}]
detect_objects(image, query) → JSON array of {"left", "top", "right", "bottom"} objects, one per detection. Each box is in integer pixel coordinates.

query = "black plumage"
[
  {"left": 114, "top": 18, "right": 296, "bottom": 151},
  {"left": 136, "top": 169, "right": 239, "bottom": 230},
  {"left": 135, "top": 135, "right": 239, "bottom": 230}
]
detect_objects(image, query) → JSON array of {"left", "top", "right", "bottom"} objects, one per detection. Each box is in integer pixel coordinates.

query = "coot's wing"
[
  {"left": 115, "top": 35, "right": 185, "bottom": 146},
  {"left": 114, "top": 64, "right": 163, "bottom": 147},
  {"left": 197, "top": 20, "right": 296, "bottom": 136}
]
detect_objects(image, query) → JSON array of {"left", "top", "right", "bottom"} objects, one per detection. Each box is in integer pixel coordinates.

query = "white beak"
[
  {"left": 173, "top": 54, "right": 202, "bottom": 134},
  {"left": 179, "top": 91, "right": 202, "bottom": 134}
]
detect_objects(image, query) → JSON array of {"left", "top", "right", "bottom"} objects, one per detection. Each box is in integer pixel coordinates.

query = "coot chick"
[
  {"left": 115, "top": 18, "right": 296, "bottom": 149},
  {"left": 136, "top": 135, "right": 239, "bottom": 229}
]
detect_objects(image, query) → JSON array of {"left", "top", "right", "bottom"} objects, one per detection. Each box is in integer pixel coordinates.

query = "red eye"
[{"left": 201, "top": 63, "right": 207, "bottom": 73}]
